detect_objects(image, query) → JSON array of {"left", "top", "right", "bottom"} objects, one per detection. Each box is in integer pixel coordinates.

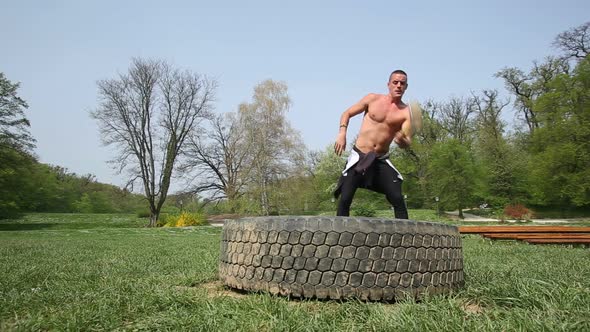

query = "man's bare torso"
[{"left": 355, "top": 94, "right": 409, "bottom": 154}]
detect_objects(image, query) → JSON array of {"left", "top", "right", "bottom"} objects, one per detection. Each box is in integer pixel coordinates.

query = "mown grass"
[
  {"left": 1, "top": 213, "right": 589, "bottom": 331},
  {"left": 0, "top": 213, "right": 146, "bottom": 231}
]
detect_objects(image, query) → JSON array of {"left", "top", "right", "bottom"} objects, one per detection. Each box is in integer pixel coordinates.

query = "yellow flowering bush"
[{"left": 162, "top": 211, "right": 207, "bottom": 227}]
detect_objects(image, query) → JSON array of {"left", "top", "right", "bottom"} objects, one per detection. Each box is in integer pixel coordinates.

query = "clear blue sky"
[{"left": 1, "top": 0, "right": 588, "bottom": 190}]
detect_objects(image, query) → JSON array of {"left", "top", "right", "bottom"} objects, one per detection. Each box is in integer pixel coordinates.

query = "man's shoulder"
[
  {"left": 366, "top": 92, "right": 388, "bottom": 98},
  {"left": 364, "top": 93, "right": 388, "bottom": 102}
]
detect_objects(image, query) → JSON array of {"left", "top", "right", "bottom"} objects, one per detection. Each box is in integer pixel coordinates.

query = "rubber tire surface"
[{"left": 219, "top": 216, "right": 464, "bottom": 301}]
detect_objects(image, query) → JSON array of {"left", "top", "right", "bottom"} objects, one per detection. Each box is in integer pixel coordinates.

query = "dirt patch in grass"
[
  {"left": 461, "top": 301, "right": 485, "bottom": 314},
  {"left": 183, "top": 280, "right": 248, "bottom": 299}
]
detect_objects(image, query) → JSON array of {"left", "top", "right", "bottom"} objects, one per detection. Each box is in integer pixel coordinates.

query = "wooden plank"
[
  {"left": 482, "top": 233, "right": 524, "bottom": 239},
  {"left": 483, "top": 233, "right": 590, "bottom": 239},
  {"left": 459, "top": 226, "right": 590, "bottom": 234},
  {"left": 524, "top": 239, "right": 590, "bottom": 244},
  {"left": 461, "top": 226, "right": 590, "bottom": 233},
  {"left": 517, "top": 234, "right": 590, "bottom": 239}
]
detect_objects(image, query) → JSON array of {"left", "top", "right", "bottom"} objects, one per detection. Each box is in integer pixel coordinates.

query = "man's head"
[{"left": 388, "top": 70, "right": 408, "bottom": 99}]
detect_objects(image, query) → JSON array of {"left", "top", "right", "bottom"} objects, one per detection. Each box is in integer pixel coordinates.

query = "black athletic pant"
[{"left": 336, "top": 161, "right": 408, "bottom": 219}]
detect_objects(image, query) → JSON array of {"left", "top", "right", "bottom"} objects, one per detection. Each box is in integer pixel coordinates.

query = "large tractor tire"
[{"left": 219, "top": 216, "right": 464, "bottom": 301}]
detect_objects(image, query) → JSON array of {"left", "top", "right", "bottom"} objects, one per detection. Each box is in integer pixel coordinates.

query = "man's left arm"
[{"left": 394, "top": 117, "right": 412, "bottom": 149}]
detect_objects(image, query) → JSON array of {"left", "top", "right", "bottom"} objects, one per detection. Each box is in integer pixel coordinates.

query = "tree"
[
  {"left": 92, "top": 58, "right": 216, "bottom": 226},
  {"left": 392, "top": 100, "right": 447, "bottom": 208},
  {"left": 428, "top": 139, "right": 479, "bottom": 218},
  {"left": 184, "top": 80, "right": 306, "bottom": 215},
  {"left": 496, "top": 57, "right": 569, "bottom": 134},
  {"left": 0, "top": 73, "right": 35, "bottom": 152},
  {"left": 527, "top": 57, "right": 590, "bottom": 207},
  {"left": 183, "top": 112, "right": 254, "bottom": 206},
  {"left": 436, "top": 96, "right": 476, "bottom": 144},
  {"left": 22, "top": 163, "right": 146, "bottom": 214},
  {"left": 0, "top": 73, "right": 36, "bottom": 218},
  {"left": 471, "top": 90, "right": 527, "bottom": 207},
  {"left": 0, "top": 145, "right": 36, "bottom": 218},
  {"left": 309, "top": 146, "right": 346, "bottom": 211},
  {"left": 553, "top": 21, "right": 590, "bottom": 61},
  {"left": 239, "top": 80, "right": 306, "bottom": 215},
  {"left": 72, "top": 193, "right": 94, "bottom": 213}
]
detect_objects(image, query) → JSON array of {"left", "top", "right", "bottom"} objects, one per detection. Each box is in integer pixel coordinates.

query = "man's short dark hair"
[{"left": 389, "top": 70, "right": 408, "bottom": 82}]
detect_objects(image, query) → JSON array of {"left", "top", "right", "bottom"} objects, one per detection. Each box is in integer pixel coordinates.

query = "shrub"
[
  {"left": 163, "top": 211, "right": 208, "bottom": 227},
  {"left": 503, "top": 204, "right": 533, "bottom": 221},
  {"left": 72, "top": 193, "right": 93, "bottom": 213},
  {"left": 156, "top": 218, "right": 167, "bottom": 227},
  {"left": 353, "top": 203, "right": 376, "bottom": 217},
  {"left": 136, "top": 210, "right": 151, "bottom": 218}
]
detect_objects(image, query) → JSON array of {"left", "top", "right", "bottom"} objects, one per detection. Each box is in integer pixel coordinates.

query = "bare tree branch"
[
  {"left": 553, "top": 21, "right": 590, "bottom": 60},
  {"left": 91, "top": 58, "right": 216, "bottom": 226},
  {"left": 436, "top": 96, "right": 475, "bottom": 143}
]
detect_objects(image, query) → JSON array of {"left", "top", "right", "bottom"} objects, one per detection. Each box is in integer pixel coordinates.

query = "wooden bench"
[{"left": 458, "top": 226, "right": 590, "bottom": 245}]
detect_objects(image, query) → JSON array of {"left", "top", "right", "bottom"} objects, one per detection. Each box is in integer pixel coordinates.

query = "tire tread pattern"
[{"left": 219, "top": 216, "right": 464, "bottom": 301}]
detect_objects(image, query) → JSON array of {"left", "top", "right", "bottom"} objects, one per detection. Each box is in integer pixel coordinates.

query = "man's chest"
[{"left": 366, "top": 103, "right": 406, "bottom": 126}]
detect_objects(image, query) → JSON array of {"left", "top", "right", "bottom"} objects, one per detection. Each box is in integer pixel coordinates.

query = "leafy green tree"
[
  {"left": 471, "top": 90, "right": 528, "bottom": 208},
  {"left": 73, "top": 193, "right": 93, "bottom": 213},
  {"left": 24, "top": 164, "right": 64, "bottom": 212},
  {"left": 496, "top": 57, "right": 569, "bottom": 134},
  {"left": 310, "top": 146, "right": 345, "bottom": 211},
  {"left": 0, "top": 73, "right": 36, "bottom": 218},
  {"left": 0, "top": 73, "right": 35, "bottom": 152},
  {"left": 20, "top": 163, "right": 145, "bottom": 214},
  {"left": 0, "top": 146, "right": 35, "bottom": 218},
  {"left": 527, "top": 57, "right": 590, "bottom": 207},
  {"left": 392, "top": 101, "right": 447, "bottom": 208},
  {"left": 428, "top": 139, "right": 479, "bottom": 218}
]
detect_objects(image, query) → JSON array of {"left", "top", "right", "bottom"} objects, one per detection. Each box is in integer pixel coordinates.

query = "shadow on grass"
[{"left": 0, "top": 223, "right": 59, "bottom": 231}]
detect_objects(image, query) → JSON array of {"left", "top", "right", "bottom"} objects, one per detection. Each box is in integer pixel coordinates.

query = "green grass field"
[{"left": 1, "top": 213, "right": 589, "bottom": 331}]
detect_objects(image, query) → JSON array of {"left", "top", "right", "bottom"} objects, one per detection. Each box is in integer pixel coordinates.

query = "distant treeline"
[{"left": 0, "top": 151, "right": 147, "bottom": 218}]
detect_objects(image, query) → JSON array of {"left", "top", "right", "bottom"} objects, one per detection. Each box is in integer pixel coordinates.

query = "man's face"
[{"left": 388, "top": 73, "right": 408, "bottom": 98}]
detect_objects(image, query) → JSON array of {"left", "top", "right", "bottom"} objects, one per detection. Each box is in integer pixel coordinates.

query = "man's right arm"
[{"left": 334, "top": 94, "right": 377, "bottom": 156}]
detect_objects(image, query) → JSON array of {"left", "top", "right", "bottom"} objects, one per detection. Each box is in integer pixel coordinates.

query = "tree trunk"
[
  {"left": 261, "top": 190, "right": 269, "bottom": 216},
  {"left": 458, "top": 208, "right": 464, "bottom": 219},
  {"left": 148, "top": 208, "right": 159, "bottom": 227},
  {"left": 260, "top": 177, "right": 270, "bottom": 215}
]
